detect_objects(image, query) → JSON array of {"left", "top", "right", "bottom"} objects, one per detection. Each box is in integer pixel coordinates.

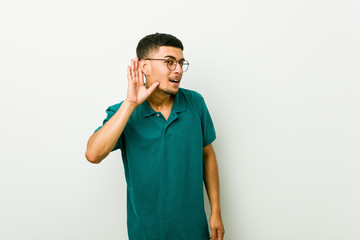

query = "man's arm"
[
  {"left": 203, "top": 143, "right": 225, "bottom": 240},
  {"left": 85, "top": 58, "right": 159, "bottom": 164},
  {"left": 85, "top": 100, "right": 137, "bottom": 163}
]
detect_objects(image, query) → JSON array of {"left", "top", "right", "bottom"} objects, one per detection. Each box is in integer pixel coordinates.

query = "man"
[{"left": 85, "top": 33, "right": 225, "bottom": 240}]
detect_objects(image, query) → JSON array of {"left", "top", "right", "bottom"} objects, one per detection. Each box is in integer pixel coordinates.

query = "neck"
[{"left": 147, "top": 89, "right": 174, "bottom": 111}]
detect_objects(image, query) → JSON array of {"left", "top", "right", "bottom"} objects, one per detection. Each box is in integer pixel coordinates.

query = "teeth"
[{"left": 170, "top": 79, "right": 179, "bottom": 82}]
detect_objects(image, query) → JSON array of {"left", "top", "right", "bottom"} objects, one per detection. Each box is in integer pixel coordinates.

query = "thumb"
[{"left": 147, "top": 81, "right": 159, "bottom": 94}]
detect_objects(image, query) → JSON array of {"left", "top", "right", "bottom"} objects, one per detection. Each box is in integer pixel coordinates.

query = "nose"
[{"left": 173, "top": 61, "right": 183, "bottom": 73}]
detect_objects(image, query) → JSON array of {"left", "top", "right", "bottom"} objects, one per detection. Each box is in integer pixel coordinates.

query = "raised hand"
[{"left": 125, "top": 57, "right": 159, "bottom": 106}]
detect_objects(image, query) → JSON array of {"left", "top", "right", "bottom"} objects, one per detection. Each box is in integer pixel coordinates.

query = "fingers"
[
  {"left": 133, "top": 57, "right": 139, "bottom": 83},
  {"left": 138, "top": 60, "right": 144, "bottom": 85},
  {"left": 131, "top": 58, "right": 136, "bottom": 83},
  {"left": 128, "top": 57, "right": 143, "bottom": 85},
  {"left": 211, "top": 228, "right": 217, "bottom": 240},
  {"left": 210, "top": 228, "right": 225, "bottom": 240},
  {"left": 218, "top": 229, "right": 225, "bottom": 240},
  {"left": 127, "top": 65, "right": 133, "bottom": 85}
]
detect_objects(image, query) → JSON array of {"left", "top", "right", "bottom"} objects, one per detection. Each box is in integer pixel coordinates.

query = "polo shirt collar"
[{"left": 141, "top": 88, "right": 186, "bottom": 117}]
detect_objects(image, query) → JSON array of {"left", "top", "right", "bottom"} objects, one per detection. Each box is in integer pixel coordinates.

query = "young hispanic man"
[{"left": 85, "top": 33, "right": 225, "bottom": 240}]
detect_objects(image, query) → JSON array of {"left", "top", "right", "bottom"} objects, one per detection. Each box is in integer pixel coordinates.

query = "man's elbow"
[{"left": 85, "top": 150, "right": 103, "bottom": 164}]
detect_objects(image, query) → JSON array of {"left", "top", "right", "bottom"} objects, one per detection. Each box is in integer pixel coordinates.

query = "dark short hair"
[{"left": 136, "top": 33, "right": 184, "bottom": 60}]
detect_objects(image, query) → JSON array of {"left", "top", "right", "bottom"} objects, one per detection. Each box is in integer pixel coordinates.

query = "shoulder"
[
  {"left": 179, "top": 88, "right": 208, "bottom": 115},
  {"left": 105, "top": 101, "right": 123, "bottom": 117},
  {"left": 180, "top": 88, "right": 205, "bottom": 103},
  {"left": 105, "top": 101, "right": 123, "bottom": 114}
]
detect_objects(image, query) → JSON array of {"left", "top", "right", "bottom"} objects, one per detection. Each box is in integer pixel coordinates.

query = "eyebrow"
[{"left": 163, "top": 55, "right": 185, "bottom": 61}]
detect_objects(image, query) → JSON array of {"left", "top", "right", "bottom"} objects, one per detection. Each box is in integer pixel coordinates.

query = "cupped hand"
[{"left": 125, "top": 57, "right": 159, "bottom": 106}]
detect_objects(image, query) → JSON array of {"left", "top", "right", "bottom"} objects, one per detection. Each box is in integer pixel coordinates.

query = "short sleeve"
[
  {"left": 199, "top": 97, "right": 216, "bottom": 146},
  {"left": 94, "top": 102, "right": 123, "bottom": 152}
]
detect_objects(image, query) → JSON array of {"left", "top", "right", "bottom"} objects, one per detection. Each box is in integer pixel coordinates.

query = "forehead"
[{"left": 151, "top": 46, "right": 184, "bottom": 59}]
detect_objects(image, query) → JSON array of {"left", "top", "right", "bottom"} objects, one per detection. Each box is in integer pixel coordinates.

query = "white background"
[{"left": 1, "top": 0, "right": 359, "bottom": 239}]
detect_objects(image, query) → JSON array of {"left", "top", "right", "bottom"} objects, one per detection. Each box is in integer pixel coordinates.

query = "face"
[{"left": 142, "top": 46, "right": 184, "bottom": 96}]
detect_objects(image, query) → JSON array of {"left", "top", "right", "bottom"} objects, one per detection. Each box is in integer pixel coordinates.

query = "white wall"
[{"left": 1, "top": 0, "right": 359, "bottom": 239}]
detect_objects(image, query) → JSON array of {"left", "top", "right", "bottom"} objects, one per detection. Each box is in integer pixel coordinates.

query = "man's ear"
[{"left": 139, "top": 59, "right": 148, "bottom": 75}]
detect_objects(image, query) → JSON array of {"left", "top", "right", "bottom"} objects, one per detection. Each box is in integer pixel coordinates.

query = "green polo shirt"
[{"left": 94, "top": 88, "right": 216, "bottom": 240}]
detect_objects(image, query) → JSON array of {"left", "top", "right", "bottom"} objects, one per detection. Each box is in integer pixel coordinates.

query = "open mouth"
[{"left": 169, "top": 79, "right": 180, "bottom": 83}]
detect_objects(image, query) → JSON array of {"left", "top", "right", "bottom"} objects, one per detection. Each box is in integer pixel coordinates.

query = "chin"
[{"left": 159, "top": 87, "right": 179, "bottom": 96}]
